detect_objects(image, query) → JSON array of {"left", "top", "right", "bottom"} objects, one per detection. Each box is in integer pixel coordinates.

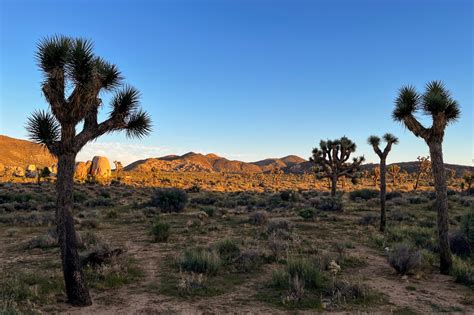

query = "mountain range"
[{"left": 1, "top": 135, "right": 472, "bottom": 175}]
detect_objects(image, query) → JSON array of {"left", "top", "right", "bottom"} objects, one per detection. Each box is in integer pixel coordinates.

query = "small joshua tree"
[
  {"left": 26, "top": 36, "right": 152, "bottom": 305},
  {"left": 367, "top": 134, "right": 399, "bottom": 232},
  {"left": 392, "top": 81, "right": 460, "bottom": 274},
  {"left": 387, "top": 164, "right": 401, "bottom": 186},
  {"left": 414, "top": 156, "right": 431, "bottom": 191},
  {"left": 310, "top": 137, "right": 365, "bottom": 196}
]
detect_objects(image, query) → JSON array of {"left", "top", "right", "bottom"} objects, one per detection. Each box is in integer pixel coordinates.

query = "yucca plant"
[
  {"left": 392, "top": 81, "right": 460, "bottom": 274},
  {"left": 367, "top": 134, "right": 399, "bottom": 232},
  {"left": 26, "top": 35, "right": 152, "bottom": 306},
  {"left": 310, "top": 137, "right": 364, "bottom": 196}
]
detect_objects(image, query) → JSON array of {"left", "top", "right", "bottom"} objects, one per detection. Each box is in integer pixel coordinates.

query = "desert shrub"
[
  {"left": 386, "top": 225, "right": 438, "bottom": 252},
  {"left": 177, "top": 249, "right": 221, "bottom": 275},
  {"left": 200, "top": 206, "right": 215, "bottom": 217},
  {"left": 408, "top": 196, "right": 428, "bottom": 204},
  {"left": 85, "top": 197, "right": 113, "bottom": 207},
  {"left": 451, "top": 256, "right": 474, "bottom": 287},
  {"left": 177, "top": 272, "right": 207, "bottom": 294},
  {"left": 388, "top": 243, "right": 421, "bottom": 275},
  {"left": 298, "top": 208, "right": 315, "bottom": 220},
  {"left": 191, "top": 195, "right": 218, "bottom": 206},
  {"left": 25, "top": 229, "right": 57, "bottom": 249},
  {"left": 282, "top": 274, "right": 306, "bottom": 305},
  {"left": 330, "top": 278, "right": 372, "bottom": 304},
  {"left": 73, "top": 191, "right": 88, "bottom": 203},
  {"left": 313, "top": 197, "right": 343, "bottom": 212},
  {"left": 449, "top": 232, "right": 471, "bottom": 257},
  {"left": 459, "top": 198, "right": 473, "bottom": 208},
  {"left": 359, "top": 213, "right": 378, "bottom": 226},
  {"left": 280, "top": 190, "right": 299, "bottom": 202},
  {"left": 234, "top": 249, "right": 263, "bottom": 272},
  {"left": 267, "top": 219, "right": 294, "bottom": 234},
  {"left": 79, "top": 218, "right": 99, "bottom": 229},
  {"left": 350, "top": 189, "right": 379, "bottom": 201},
  {"left": 389, "top": 210, "right": 413, "bottom": 222},
  {"left": 386, "top": 191, "right": 403, "bottom": 200},
  {"left": 215, "top": 239, "right": 240, "bottom": 263},
  {"left": 389, "top": 197, "right": 409, "bottom": 206},
  {"left": 249, "top": 210, "right": 269, "bottom": 225},
  {"left": 186, "top": 184, "right": 201, "bottom": 193},
  {"left": 0, "top": 212, "right": 55, "bottom": 227},
  {"left": 268, "top": 232, "right": 290, "bottom": 259},
  {"left": 460, "top": 210, "right": 474, "bottom": 244},
  {"left": 99, "top": 190, "right": 111, "bottom": 199},
  {"left": 106, "top": 209, "right": 118, "bottom": 219},
  {"left": 151, "top": 220, "right": 170, "bottom": 242},
  {"left": 151, "top": 188, "right": 188, "bottom": 213},
  {"left": 286, "top": 257, "right": 326, "bottom": 289}
]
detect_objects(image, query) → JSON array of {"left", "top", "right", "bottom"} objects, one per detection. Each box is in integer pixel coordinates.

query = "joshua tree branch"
[{"left": 403, "top": 115, "right": 430, "bottom": 140}]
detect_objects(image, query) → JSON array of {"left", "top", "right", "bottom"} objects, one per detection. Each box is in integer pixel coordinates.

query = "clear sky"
[{"left": 0, "top": 0, "right": 472, "bottom": 166}]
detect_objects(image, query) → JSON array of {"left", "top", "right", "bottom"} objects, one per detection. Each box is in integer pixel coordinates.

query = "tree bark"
[
  {"left": 56, "top": 152, "right": 92, "bottom": 306},
  {"left": 379, "top": 158, "right": 387, "bottom": 232},
  {"left": 331, "top": 174, "right": 337, "bottom": 197},
  {"left": 428, "top": 141, "right": 452, "bottom": 274}
]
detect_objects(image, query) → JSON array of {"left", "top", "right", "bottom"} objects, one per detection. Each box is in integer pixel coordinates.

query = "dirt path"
[{"left": 350, "top": 246, "right": 473, "bottom": 314}]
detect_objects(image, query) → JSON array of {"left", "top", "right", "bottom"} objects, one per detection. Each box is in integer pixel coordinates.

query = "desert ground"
[{"left": 0, "top": 173, "right": 472, "bottom": 314}]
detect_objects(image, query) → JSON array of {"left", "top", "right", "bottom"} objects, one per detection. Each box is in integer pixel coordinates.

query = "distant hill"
[
  {"left": 1, "top": 135, "right": 472, "bottom": 176},
  {"left": 0, "top": 135, "right": 56, "bottom": 167}
]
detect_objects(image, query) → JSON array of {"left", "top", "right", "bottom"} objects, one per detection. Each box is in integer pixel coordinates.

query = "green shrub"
[
  {"left": 267, "top": 219, "right": 293, "bottom": 234},
  {"left": 177, "top": 249, "right": 221, "bottom": 275},
  {"left": 234, "top": 249, "right": 263, "bottom": 272},
  {"left": 451, "top": 256, "right": 474, "bottom": 287},
  {"left": 298, "top": 208, "right": 315, "bottom": 220},
  {"left": 151, "top": 188, "right": 188, "bottom": 213},
  {"left": 249, "top": 210, "right": 269, "bottom": 225},
  {"left": 408, "top": 196, "right": 428, "bottom": 204},
  {"left": 359, "top": 213, "right": 378, "bottom": 226},
  {"left": 286, "top": 257, "right": 326, "bottom": 289},
  {"left": 388, "top": 243, "right": 421, "bottom": 275},
  {"left": 386, "top": 191, "right": 403, "bottom": 200},
  {"left": 280, "top": 190, "right": 299, "bottom": 202},
  {"left": 349, "top": 189, "right": 379, "bottom": 201},
  {"left": 151, "top": 220, "right": 170, "bottom": 242},
  {"left": 313, "top": 197, "right": 343, "bottom": 211},
  {"left": 460, "top": 210, "right": 474, "bottom": 244},
  {"left": 215, "top": 239, "right": 240, "bottom": 263},
  {"left": 201, "top": 206, "right": 215, "bottom": 217},
  {"left": 85, "top": 197, "right": 113, "bottom": 207}
]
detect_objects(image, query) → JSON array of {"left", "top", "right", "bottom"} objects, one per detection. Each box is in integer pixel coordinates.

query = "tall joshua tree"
[
  {"left": 392, "top": 81, "right": 460, "bottom": 274},
  {"left": 367, "top": 134, "right": 399, "bottom": 232},
  {"left": 310, "top": 136, "right": 365, "bottom": 196},
  {"left": 26, "top": 36, "right": 152, "bottom": 306}
]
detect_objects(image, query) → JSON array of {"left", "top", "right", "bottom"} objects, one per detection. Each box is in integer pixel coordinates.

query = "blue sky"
[{"left": 0, "top": 0, "right": 472, "bottom": 166}]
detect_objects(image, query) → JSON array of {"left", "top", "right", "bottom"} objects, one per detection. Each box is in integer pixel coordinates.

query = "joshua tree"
[
  {"left": 372, "top": 166, "right": 380, "bottom": 187},
  {"left": 310, "top": 137, "right": 365, "bottom": 196},
  {"left": 26, "top": 36, "right": 152, "bottom": 305},
  {"left": 392, "top": 81, "right": 460, "bottom": 274},
  {"left": 387, "top": 164, "right": 401, "bottom": 186},
  {"left": 413, "top": 156, "right": 431, "bottom": 191},
  {"left": 368, "top": 134, "right": 399, "bottom": 232}
]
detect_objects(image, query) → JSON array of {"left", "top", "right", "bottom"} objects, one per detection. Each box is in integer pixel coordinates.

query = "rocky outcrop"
[
  {"left": 90, "top": 156, "right": 111, "bottom": 178},
  {"left": 75, "top": 162, "right": 91, "bottom": 180}
]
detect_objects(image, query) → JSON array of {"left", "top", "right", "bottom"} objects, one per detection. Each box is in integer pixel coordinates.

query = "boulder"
[
  {"left": 75, "top": 162, "right": 91, "bottom": 180},
  {"left": 90, "top": 156, "right": 111, "bottom": 178}
]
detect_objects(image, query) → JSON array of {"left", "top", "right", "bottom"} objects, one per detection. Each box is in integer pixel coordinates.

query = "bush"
[
  {"left": 151, "top": 188, "right": 188, "bottom": 213},
  {"left": 451, "top": 256, "right": 474, "bottom": 287},
  {"left": 408, "top": 196, "right": 428, "bottom": 204},
  {"left": 201, "top": 206, "right": 215, "bottom": 217},
  {"left": 280, "top": 190, "right": 299, "bottom": 202},
  {"left": 388, "top": 244, "right": 421, "bottom": 275},
  {"left": 249, "top": 210, "right": 269, "bottom": 225},
  {"left": 151, "top": 220, "right": 170, "bottom": 242},
  {"left": 234, "top": 249, "right": 263, "bottom": 272},
  {"left": 460, "top": 210, "right": 474, "bottom": 244},
  {"left": 286, "top": 257, "right": 326, "bottom": 289},
  {"left": 313, "top": 197, "right": 343, "bottom": 212},
  {"left": 177, "top": 249, "right": 221, "bottom": 275},
  {"left": 215, "top": 239, "right": 240, "bottom": 263},
  {"left": 298, "top": 208, "right": 315, "bottom": 220},
  {"left": 267, "top": 219, "right": 293, "bottom": 234},
  {"left": 359, "top": 213, "right": 378, "bottom": 226},
  {"left": 449, "top": 232, "right": 472, "bottom": 257},
  {"left": 389, "top": 210, "right": 413, "bottom": 222},
  {"left": 349, "top": 189, "right": 379, "bottom": 201},
  {"left": 386, "top": 191, "right": 403, "bottom": 200},
  {"left": 85, "top": 197, "right": 113, "bottom": 207}
]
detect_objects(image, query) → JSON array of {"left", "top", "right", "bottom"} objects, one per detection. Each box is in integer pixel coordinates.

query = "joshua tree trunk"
[
  {"left": 56, "top": 127, "right": 92, "bottom": 305},
  {"left": 380, "top": 158, "right": 387, "bottom": 232},
  {"left": 331, "top": 175, "right": 337, "bottom": 196},
  {"left": 428, "top": 141, "right": 452, "bottom": 274}
]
